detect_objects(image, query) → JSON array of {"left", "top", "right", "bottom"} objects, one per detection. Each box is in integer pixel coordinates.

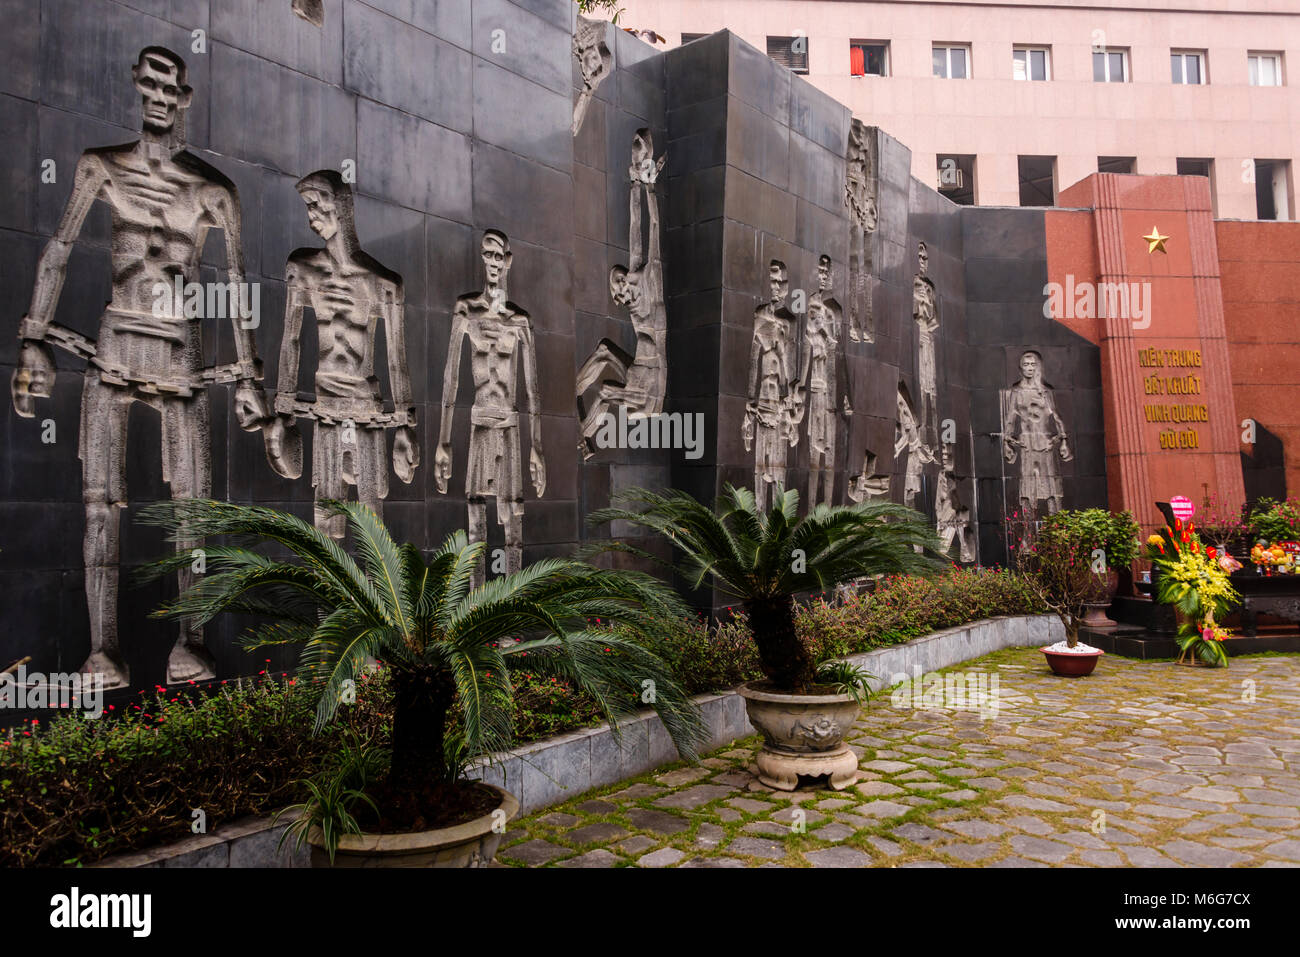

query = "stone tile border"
[{"left": 96, "top": 614, "right": 1060, "bottom": 867}]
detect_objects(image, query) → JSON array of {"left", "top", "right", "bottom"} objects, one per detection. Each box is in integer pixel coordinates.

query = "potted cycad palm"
[
  {"left": 588, "top": 485, "right": 939, "bottom": 791},
  {"left": 143, "top": 500, "right": 706, "bottom": 867}
]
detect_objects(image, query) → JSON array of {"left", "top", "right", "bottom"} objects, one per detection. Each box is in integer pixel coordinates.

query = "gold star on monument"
[{"left": 1143, "top": 227, "right": 1170, "bottom": 254}]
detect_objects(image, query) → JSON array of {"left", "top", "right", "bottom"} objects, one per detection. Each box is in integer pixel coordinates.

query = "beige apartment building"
[{"left": 614, "top": 0, "right": 1300, "bottom": 218}]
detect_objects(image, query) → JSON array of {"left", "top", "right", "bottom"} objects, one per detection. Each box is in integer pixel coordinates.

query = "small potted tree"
[
  {"left": 1012, "top": 516, "right": 1109, "bottom": 676},
  {"left": 588, "top": 485, "right": 939, "bottom": 791},
  {"left": 144, "top": 500, "right": 706, "bottom": 866}
]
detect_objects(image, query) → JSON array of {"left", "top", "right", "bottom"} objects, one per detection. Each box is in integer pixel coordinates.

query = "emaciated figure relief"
[
  {"left": 799, "top": 255, "right": 851, "bottom": 506},
  {"left": 913, "top": 241, "right": 940, "bottom": 445},
  {"left": 9, "top": 47, "right": 270, "bottom": 687},
  {"left": 436, "top": 231, "right": 545, "bottom": 587},
  {"left": 572, "top": 15, "right": 613, "bottom": 136},
  {"left": 266, "top": 170, "right": 418, "bottom": 539},
  {"left": 936, "top": 441, "right": 976, "bottom": 563},
  {"left": 895, "top": 384, "right": 933, "bottom": 509},
  {"left": 1003, "top": 350, "right": 1072, "bottom": 516},
  {"left": 743, "top": 261, "right": 801, "bottom": 512},
  {"left": 844, "top": 119, "right": 878, "bottom": 343},
  {"left": 577, "top": 130, "right": 666, "bottom": 459}
]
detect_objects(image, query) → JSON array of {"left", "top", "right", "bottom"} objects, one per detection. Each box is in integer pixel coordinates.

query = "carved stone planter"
[
  {"left": 1081, "top": 601, "right": 1117, "bottom": 629},
  {"left": 737, "top": 682, "right": 861, "bottom": 791},
  {"left": 307, "top": 785, "right": 518, "bottom": 868}
]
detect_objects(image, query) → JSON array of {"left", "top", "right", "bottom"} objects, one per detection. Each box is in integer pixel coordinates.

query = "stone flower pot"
[
  {"left": 307, "top": 784, "right": 519, "bottom": 868},
  {"left": 737, "top": 682, "right": 861, "bottom": 791},
  {"left": 1081, "top": 601, "right": 1117, "bottom": 629}
]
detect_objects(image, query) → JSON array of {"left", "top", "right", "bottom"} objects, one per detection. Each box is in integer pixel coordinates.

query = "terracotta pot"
[
  {"left": 737, "top": 681, "right": 861, "bottom": 791},
  {"left": 307, "top": 784, "right": 519, "bottom": 868},
  {"left": 1041, "top": 646, "right": 1104, "bottom": 677}
]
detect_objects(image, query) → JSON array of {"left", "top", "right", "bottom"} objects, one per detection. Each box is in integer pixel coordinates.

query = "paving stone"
[
  {"left": 805, "top": 846, "right": 873, "bottom": 868},
  {"left": 814, "top": 823, "right": 855, "bottom": 843},
  {"left": 1004, "top": 816, "right": 1055, "bottom": 836},
  {"left": 856, "top": 781, "right": 906, "bottom": 797},
  {"left": 987, "top": 856, "right": 1049, "bottom": 868},
  {"left": 615, "top": 835, "right": 657, "bottom": 855},
  {"left": 726, "top": 797, "right": 773, "bottom": 814},
  {"left": 501, "top": 839, "right": 571, "bottom": 865},
  {"left": 890, "top": 823, "right": 948, "bottom": 846},
  {"left": 693, "top": 823, "right": 726, "bottom": 848},
  {"left": 1160, "top": 840, "right": 1251, "bottom": 866},
  {"left": 566, "top": 822, "right": 629, "bottom": 845},
  {"left": 816, "top": 798, "right": 857, "bottom": 811},
  {"left": 966, "top": 777, "right": 1010, "bottom": 790},
  {"left": 712, "top": 771, "right": 754, "bottom": 787},
  {"left": 653, "top": 784, "right": 734, "bottom": 810},
  {"left": 556, "top": 849, "right": 620, "bottom": 868},
  {"left": 607, "top": 783, "right": 665, "bottom": 801},
  {"left": 724, "top": 836, "right": 786, "bottom": 860},
  {"left": 575, "top": 799, "right": 618, "bottom": 815},
  {"left": 771, "top": 806, "right": 825, "bottom": 826},
  {"left": 1263, "top": 840, "right": 1300, "bottom": 861},
  {"left": 538, "top": 812, "right": 581, "bottom": 828},
  {"left": 938, "top": 789, "right": 979, "bottom": 802},
  {"left": 1002, "top": 795, "right": 1073, "bottom": 813},
  {"left": 716, "top": 808, "right": 742, "bottom": 823},
  {"left": 862, "top": 760, "right": 915, "bottom": 773},
  {"left": 625, "top": 808, "right": 689, "bottom": 836},
  {"left": 637, "top": 848, "right": 686, "bottom": 868},
  {"left": 1079, "top": 849, "right": 1126, "bottom": 866},
  {"left": 678, "top": 856, "right": 748, "bottom": 868},
  {"left": 854, "top": 800, "right": 913, "bottom": 819},
  {"left": 1008, "top": 835, "right": 1075, "bottom": 864},
  {"left": 743, "top": 821, "right": 791, "bottom": 837},
  {"left": 939, "top": 819, "right": 1008, "bottom": 840},
  {"left": 941, "top": 842, "right": 1002, "bottom": 862},
  {"left": 866, "top": 836, "right": 904, "bottom": 857}
]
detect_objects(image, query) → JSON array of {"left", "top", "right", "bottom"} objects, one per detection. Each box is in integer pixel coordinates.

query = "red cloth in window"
[{"left": 850, "top": 46, "right": 865, "bottom": 76}]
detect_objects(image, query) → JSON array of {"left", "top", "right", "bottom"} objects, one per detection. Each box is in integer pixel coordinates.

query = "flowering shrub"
[
  {"left": 1248, "top": 497, "right": 1300, "bottom": 545},
  {"left": 796, "top": 566, "right": 1049, "bottom": 657}
]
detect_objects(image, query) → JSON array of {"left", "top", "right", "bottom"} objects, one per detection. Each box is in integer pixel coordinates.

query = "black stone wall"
[{"left": 0, "top": 12, "right": 1107, "bottom": 693}]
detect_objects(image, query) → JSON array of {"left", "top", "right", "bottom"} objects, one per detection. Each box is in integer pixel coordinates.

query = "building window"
[
  {"left": 1098, "top": 156, "right": 1135, "bottom": 174},
  {"left": 1249, "top": 52, "right": 1283, "bottom": 87},
  {"left": 1255, "top": 160, "right": 1293, "bottom": 220},
  {"left": 767, "top": 35, "right": 809, "bottom": 74},
  {"left": 1178, "top": 158, "right": 1217, "bottom": 215},
  {"left": 681, "top": 33, "right": 707, "bottom": 45},
  {"left": 1093, "top": 48, "right": 1129, "bottom": 82},
  {"left": 1013, "top": 46, "right": 1049, "bottom": 81},
  {"left": 1018, "top": 155, "right": 1056, "bottom": 206},
  {"left": 850, "top": 41, "right": 889, "bottom": 77},
  {"left": 933, "top": 44, "right": 970, "bottom": 79},
  {"left": 1171, "top": 50, "right": 1205, "bottom": 85},
  {"left": 937, "top": 154, "right": 976, "bottom": 205}
]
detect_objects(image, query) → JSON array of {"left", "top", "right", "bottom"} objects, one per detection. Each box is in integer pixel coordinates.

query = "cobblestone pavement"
[{"left": 499, "top": 649, "right": 1300, "bottom": 867}]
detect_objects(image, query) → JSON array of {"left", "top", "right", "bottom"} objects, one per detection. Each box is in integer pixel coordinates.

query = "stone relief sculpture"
[
  {"left": 846, "top": 450, "right": 892, "bottom": 503},
  {"left": 9, "top": 47, "right": 270, "bottom": 688},
  {"left": 936, "top": 441, "right": 976, "bottom": 562},
  {"left": 572, "top": 15, "right": 613, "bottom": 136},
  {"left": 1003, "top": 350, "right": 1072, "bottom": 517},
  {"left": 436, "top": 231, "right": 545, "bottom": 587},
  {"left": 799, "top": 255, "right": 851, "bottom": 506},
  {"left": 913, "top": 241, "right": 940, "bottom": 446},
  {"left": 576, "top": 130, "right": 666, "bottom": 459},
  {"left": 265, "top": 170, "right": 418, "bottom": 539},
  {"left": 844, "top": 119, "right": 878, "bottom": 343},
  {"left": 291, "top": 0, "right": 324, "bottom": 27},
  {"left": 895, "top": 384, "right": 933, "bottom": 510},
  {"left": 743, "top": 261, "right": 801, "bottom": 512}
]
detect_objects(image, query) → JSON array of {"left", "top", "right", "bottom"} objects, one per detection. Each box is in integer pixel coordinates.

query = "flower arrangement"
[{"left": 1147, "top": 518, "right": 1239, "bottom": 667}]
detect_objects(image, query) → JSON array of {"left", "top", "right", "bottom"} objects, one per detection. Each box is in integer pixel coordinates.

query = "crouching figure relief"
[{"left": 265, "top": 170, "right": 418, "bottom": 538}]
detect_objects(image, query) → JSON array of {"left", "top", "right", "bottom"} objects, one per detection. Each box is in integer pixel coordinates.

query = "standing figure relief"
[
  {"left": 743, "top": 261, "right": 802, "bottom": 512},
  {"left": 913, "top": 241, "right": 940, "bottom": 448},
  {"left": 577, "top": 130, "right": 667, "bottom": 459},
  {"left": 1003, "top": 350, "right": 1072, "bottom": 517},
  {"left": 436, "top": 231, "right": 545, "bottom": 587},
  {"left": 9, "top": 47, "right": 271, "bottom": 687},
  {"left": 895, "top": 384, "right": 933, "bottom": 510},
  {"left": 844, "top": 119, "right": 878, "bottom": 344},
  {"left": 799, "top": 255, "right": 852, "bottom": 507},
  {"left": 265, "top": 170, "right": 418, "bottom": 539}
]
